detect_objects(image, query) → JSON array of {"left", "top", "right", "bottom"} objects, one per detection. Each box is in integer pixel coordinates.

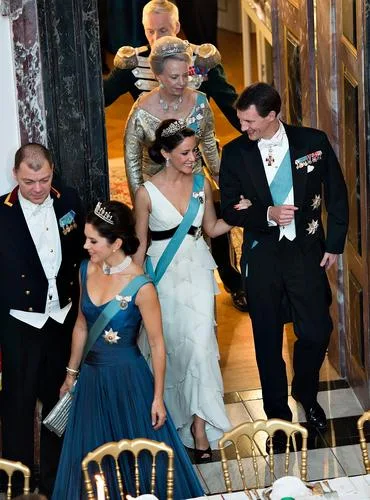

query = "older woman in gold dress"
[{"left": 124, "top": 35, "right": 219, "bottom": 201}]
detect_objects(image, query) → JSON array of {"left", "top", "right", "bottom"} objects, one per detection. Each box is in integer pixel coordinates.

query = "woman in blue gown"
[{"left": 52, "top": 201, "right": 204, "bottom": 500}]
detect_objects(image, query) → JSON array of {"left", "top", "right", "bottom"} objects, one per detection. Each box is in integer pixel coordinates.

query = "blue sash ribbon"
[
  {"left": 269, "top": 150, "right": 293, "bottom": 206},
  {"left": 81, "top": 274, "right": 151, "bottom": 364},
  {"left": 146, "top": 174, "right": 204, "bottom": 285}
]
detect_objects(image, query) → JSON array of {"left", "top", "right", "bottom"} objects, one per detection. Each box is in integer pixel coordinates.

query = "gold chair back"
[
  {"left": 0, "top": 458, "right": 31, "bottom": 500},
  {"left": 81, "top": 437, "right": 174, "bottom": 499},
  {"left": 219, "top": 418, "right": 308, "bottom": 492},
  {"left": 357, "top": 410, "right": 370, "bottom": 473}
]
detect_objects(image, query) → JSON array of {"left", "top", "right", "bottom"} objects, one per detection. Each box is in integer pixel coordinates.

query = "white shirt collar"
[
  {"left": 19, "top": 191, "right": 53, "bottom": 213},
  {"left": 259, "top": 120, "right": 285, "bottom": 148}
]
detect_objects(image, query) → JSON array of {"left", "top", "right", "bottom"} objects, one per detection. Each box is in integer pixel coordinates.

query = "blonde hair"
[{"left": 142, "top": 0, "right": 179, "bottom": 24}]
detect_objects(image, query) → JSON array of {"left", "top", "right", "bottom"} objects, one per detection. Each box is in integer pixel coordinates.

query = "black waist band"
[{"left": 151, "top": 225, "right": 202, "bottom": 241}]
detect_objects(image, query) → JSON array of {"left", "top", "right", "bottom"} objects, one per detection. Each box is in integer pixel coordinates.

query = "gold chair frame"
[
  {"left": 219, "top": 418, "right": 308, "bottom": 492},
  {"left": 81, "top": 437, "right": 174, "bottom": 499},
  {"left": 0, "top": 458, "right": 31, "bottom": 500},
  {"left": 357, "top": 410, "right": 370, "bottom": 473}
]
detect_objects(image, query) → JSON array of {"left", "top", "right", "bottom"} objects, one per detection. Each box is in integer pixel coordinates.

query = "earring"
[
  {"left": 158, "top": 81, "right": 164, "bottom": 89},
  {"left": 165, "top": 157, "right": 170, "bottom": 166}
]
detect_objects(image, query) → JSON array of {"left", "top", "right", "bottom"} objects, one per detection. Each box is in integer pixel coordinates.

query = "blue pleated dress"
[{"left": 52, "top": 260, "right": 204, "bottom": 500}]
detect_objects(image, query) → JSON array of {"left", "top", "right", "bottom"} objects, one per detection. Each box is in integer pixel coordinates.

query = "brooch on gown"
[
  {"left": 115, "top": 294, "right": 132, "bottom": 310},
  {"left": 192, "top": 190, "right": 205, "bottom": 204},
  {"left": 103, "top": 328, "right": 121, "bottom": 344}
]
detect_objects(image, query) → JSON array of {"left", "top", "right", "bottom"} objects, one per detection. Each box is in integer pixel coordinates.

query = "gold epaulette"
[
  {"left": 51, "top": 185, "right": 61, "bottom": 198},
  {"left": 4, "top": 186, "right": 19, "bottom": 207},
  {"left": 113, "top": 45, "right": 148, "bottom": 70},
  {"left": 191, "top": 43, "right": 221, "bottom": 70}
]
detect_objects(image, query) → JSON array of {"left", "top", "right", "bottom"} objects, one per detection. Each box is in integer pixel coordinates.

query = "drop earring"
[{"left": 158, "top": 80, "right": 164, "bottom": 89}]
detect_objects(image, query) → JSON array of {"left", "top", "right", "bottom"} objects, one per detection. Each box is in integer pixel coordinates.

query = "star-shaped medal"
[
  {"left": 103, "top": 328, "right": 121, "bottom": 344},
  {"left": 306, "top": 219, "right": 319, "bottom": 235},
  {"left": 311, "top": 194, "right": 321, "bottom": 210}
]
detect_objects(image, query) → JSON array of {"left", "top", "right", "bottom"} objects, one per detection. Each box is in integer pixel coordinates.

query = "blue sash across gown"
[{"left": 52, "top": 259, "right": 204, "bottom": 500}]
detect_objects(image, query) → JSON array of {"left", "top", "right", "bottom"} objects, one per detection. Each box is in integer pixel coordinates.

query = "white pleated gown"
[{"left": 138, "top": 181, "right": 231, "bottom": 448}]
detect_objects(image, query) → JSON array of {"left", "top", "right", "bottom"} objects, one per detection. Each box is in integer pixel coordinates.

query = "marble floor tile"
[
  {"left": 331, "top": 444, "right": 367, "bottom": 477},
  {"left": 239, "top": 389, "right": 263, "bottom": 401},
  {"left": 193, "top": 464, "right": 210, "bottom": 495},
  {"left": 305, "top": 448, "right": 346, "bottom": 481},
  {"left": 243, "top": 398, "right": 305, "bottom": 422},
  {"left": 317, "top": 379, "right": 349, "bottom": 392},
  {"left": 321, "top": 416, "right": 369, "bottom": 448},
  {"left": 226, "top": 402, "right": 253, "bottom": 427},
  {"left": 198, "top": 456, "right": 272, "bottom": 494},
  {"left": 224, "top": 392, "right": 242, "bottom": 404},
  {"left": 317, "top": 388, "right": 363, "bottom": 420}
]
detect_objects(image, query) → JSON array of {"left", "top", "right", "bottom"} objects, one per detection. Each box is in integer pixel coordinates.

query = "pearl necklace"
[
  {"left": 102, "top": 256, "right": 132, "bottom": 275},
  {"left": 159, "top": 95, "right": 183, "bottom": 113}
]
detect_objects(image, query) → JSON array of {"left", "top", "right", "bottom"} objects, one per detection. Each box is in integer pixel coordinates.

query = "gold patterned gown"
[{"left": 124, "top": 90, "right": 220, "bottom": 199}]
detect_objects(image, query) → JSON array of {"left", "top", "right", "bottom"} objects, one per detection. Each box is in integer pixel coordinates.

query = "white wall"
[{"left": 0, "top": 15, "right": 19, "bottom": 195}]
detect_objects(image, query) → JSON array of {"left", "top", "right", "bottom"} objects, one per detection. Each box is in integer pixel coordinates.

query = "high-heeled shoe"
[{"left": 190, "top": 423, "right": 212, "bottom": 464}]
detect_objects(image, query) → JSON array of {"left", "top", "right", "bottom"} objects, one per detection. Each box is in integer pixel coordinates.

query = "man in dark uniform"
[
  {"left": 176, "top": 0, "right": 218, "bottom": 48},
  {"left": 220, "top": 83, "right": 348, "bottom": 447},
  {"left": 104, "top": 0, "right": 247, "bottom": 311},
  {"left": 0, "top": 143, "right": 85, "bottom": 495},
  {"left": 104, "top": 0, "right": 239, "bottom": 130}
]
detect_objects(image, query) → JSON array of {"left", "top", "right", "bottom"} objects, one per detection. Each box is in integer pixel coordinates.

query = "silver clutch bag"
[{"left": 43, "top": 383, "right": 76, "bottom": 437}]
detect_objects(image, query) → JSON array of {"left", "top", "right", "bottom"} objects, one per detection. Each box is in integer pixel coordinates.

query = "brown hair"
[{"left": 14, "top": 143, "right": 53, "bottom": 172}]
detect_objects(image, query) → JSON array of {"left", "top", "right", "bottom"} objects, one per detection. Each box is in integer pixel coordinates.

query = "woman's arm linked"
[
  {"left": 136, "top": 283, "right": 167, "bottom": 430},
  {"left": 202, "top": 179, "right": 251, "bottom": 238}
]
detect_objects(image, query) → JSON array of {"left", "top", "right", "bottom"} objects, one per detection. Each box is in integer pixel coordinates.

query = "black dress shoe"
[
  {"left": 265, "top": 430, "right": 289, "bottom": 454},
  {"left": 291, "top": 390, "right": 327, "bottom": 431},
  {"left": 306, "top": 402, "right": 327, "bottom": 431},
  {"left": 230, "top": 290, "right": 248, "bottom": 312}
]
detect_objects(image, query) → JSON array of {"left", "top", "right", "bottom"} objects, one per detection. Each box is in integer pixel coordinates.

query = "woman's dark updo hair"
[
  {"left": 86, "top": 201, "right": 140, "bottom": 256},
  {"left": 149, "top": 119, "right": 196, "bottom": 165}
]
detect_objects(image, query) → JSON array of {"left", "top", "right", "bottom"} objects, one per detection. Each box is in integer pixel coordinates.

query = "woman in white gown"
[{"left": 134, "top": 119, "right": 250, "bottom": 462}]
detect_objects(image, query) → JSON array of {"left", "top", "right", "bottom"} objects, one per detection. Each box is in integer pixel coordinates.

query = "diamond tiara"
[
  {"left": 94, "top": 202, "right": 114, "bottom": 225},
  {"left": 151, "top": 37, "right": 192, "bottom": 59},
  {"left": 161, "top": 120, "right": 186, "bottom": 138}
]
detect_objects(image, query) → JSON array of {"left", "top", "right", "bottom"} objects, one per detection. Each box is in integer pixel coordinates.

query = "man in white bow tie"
[
  {"left": 0, "top": 143, "right": 85, "bottom": 496},
  {"left": 220, "top": 83, "right": 349, "bottom": 449}
]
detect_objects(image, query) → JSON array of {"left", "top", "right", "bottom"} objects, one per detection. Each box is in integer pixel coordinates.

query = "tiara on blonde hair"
[
  {"left": 161, "top": 120, "right": 186, "bottom": 138},
  {"left": 94, "top": 202, "right": 114, "bottom": 225},
  {"left": 150, "top": 36, "right": 192, "bottom": 59}
]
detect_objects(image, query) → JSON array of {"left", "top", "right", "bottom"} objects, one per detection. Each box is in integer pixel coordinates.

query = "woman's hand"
[
  {"left": 59, "top": 374, "right": 75, "bottom": 398},
  {"left": 151, "top": 398, "right": 167, "bottom": 430},
  {"left": 234, "top": 195, "right": 252, "bottom": 211}
]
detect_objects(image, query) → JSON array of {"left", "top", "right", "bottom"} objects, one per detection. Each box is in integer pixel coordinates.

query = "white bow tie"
[
  {"left": 26, "top": 197, "right": 54, "bottom": 215},
  {"left": 259, "top": 136, "right": 283, "bottom": 149}
]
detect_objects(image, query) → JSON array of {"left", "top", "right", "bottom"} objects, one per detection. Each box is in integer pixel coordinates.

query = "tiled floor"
[{"left": 189, "top": 381, "right": 368, "bottom": 495}]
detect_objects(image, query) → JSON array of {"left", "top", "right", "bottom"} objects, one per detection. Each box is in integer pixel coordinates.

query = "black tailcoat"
[
  {"left": 0, "top": 184, "right": 85, "bottom": 495},
  {"left": 220, "top": 124, "right": 349, "bottom": 420}
]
